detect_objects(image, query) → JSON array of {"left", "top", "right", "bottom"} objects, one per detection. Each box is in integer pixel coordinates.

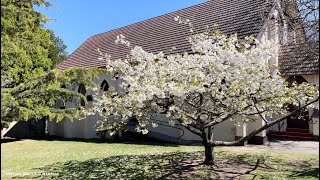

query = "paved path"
[{"left": 220, "top": 140, "right": 319, "bottom": 155}]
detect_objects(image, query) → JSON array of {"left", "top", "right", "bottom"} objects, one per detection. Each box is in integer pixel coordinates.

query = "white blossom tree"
[{"left": 91, "top": 30, "right": 319, "bottom": 164}]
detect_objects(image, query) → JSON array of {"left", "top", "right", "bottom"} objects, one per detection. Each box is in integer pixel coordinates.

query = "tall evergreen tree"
[
  {"left": 1, "top": 0, "right": 53, "bottom": 87},
  {"left": 1, "top": 0, "right": 96, "bottom": 128},
  {"left": 47, "top": 29, "right": 68, "bottom": 69}
]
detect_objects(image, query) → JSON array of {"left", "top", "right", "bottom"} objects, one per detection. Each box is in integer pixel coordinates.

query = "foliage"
[
  {"left": 1, "top": 0, "right": 52, "bottom": 87},
  {"left": 91, "top": 24, "right": 319, "bottom": 163},
  {"left": 1, "top": 67, "right": 100, "bottom": 128},
  {"left": 47, "top": 29, "right": 68, "bottom": 69},
  {"left": 1, "top": 0, "right": 91, "bottom": 128}
]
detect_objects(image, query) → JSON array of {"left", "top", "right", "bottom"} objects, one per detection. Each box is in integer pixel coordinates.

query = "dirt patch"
[{"left": 161, "top": 157, "right": 257, "bottom": 180}]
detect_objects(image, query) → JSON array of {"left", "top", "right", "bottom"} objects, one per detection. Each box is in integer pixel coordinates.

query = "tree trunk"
[{"left": 203, "top": 145, "right": 215, "bottom": 165}]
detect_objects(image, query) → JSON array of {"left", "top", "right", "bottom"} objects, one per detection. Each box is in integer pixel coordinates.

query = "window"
[
  {"left": 100, "top": 80, "right": 109, "bottom": 91},
  {"left": 78, "top": 84, "right": 86, "bottom": 106},
  {"left": 86, "top": 95, "right": 93, "bottom": 101},
  {"left": 278, "top": 21, "right": 284, "bottom": 44},
  {"left": 287, "top": 26, "right": 295, "bottom": 44},
  {"left": 268, "top": 17, "right": 276, "bottom": 41},
  {"left": 287, "top": 76, "right": 307, "bottom": 86},
  {"left": 59, "top": 84, "right": 66, "bottom": 109}
]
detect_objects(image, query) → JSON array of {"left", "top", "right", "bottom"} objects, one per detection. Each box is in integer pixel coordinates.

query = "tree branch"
[
  {"left": 183, "top": 124, "right": 203, "bottom": 137},
  {"left": 251, "top": 96, "right": 268, "bottom": 124},
  {"left": 210, "top": 97, "right": 319, "bottom": 146}
]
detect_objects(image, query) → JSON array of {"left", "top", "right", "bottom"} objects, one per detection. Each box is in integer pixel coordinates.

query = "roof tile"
[
  {"left": 57, "top": 0, "right": 273, "bottom": 70},
  {"left": 279, "top": 42, "right": 319, "bottom": 76}
]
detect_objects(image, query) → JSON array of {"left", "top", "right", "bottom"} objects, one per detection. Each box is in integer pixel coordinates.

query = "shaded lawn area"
[{"left": 1, "top": 138, "right": 319, "bottom": 179}]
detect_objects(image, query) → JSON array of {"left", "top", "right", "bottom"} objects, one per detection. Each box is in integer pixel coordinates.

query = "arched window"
[
  {"left": 58, "top": 84, "right": 66, "bottom": 109},
  {"left": 287, "top": 76, "right": 307, "bottom": 87},
  {"left": 100, "top": 80, "right": 109, "bottom": 91},
  {"left": 78, "top": 84, "right": 86, "bottom": 106},
  {"left": 278, "top": 21, "right": 285, "bottom": 44}
]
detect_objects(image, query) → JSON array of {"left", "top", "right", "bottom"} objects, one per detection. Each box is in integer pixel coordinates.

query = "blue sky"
[{"left": 36, "top": 0, "right": 207, "bottom": 54}]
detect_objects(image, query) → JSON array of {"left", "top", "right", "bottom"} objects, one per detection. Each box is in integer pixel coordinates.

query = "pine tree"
[{"left": 1, "top": 0, "right": 96, "bottom": 128}]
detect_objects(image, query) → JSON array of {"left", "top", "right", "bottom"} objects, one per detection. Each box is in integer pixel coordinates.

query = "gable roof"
[
  {"left": 57, "top": 0, "right": 274, "bottom": 70},
  {"left": 279, "top": 42, "right": 319, "bottom": 76}
]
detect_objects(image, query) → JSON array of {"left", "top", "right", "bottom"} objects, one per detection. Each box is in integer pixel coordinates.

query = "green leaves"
[
  {"left": 1, "top": 67, "right": 100, "bottom": 128},
  {"left": 1, "top": 0, "right": 52, "bottom": 87},
  {"left": 1, "top": 0, "right": 99, "bottom": 128},
  {"left": 47, "top": 30, "right": 68, "bottom": 69}
]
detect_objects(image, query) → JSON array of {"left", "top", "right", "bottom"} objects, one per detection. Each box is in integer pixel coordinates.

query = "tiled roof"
[
  {"left": 57, "top": 0, "right": 274, "bottom": 70},
  {"left": 279, "top": 42, "right": 319, "bottom": 76}
]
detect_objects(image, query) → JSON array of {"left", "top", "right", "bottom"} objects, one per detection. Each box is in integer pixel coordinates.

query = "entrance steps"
[{"left": 269, "top": 128, "right": 313, "bottom": 141}]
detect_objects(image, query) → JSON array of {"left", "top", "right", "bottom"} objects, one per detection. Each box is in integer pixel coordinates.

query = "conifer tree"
[{"left": 1, "top": 0, "right": 96, "bottom": 128}]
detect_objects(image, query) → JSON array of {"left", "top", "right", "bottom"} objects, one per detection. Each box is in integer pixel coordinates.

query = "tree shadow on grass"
[
  {"left": 12, "top": 151, "right": 319, "bottom": 180},
  {"left": 1, "top": 137, "right": 21, "bottom": 144},
  {"left": 289, "top": 167, "right": 319, "bottom": 179},
  {"left": 13, "top": 151, "right": 260, "bottom": 180},
  {"left": 229, "top": 152, "right": 319, "bottom": 180}
]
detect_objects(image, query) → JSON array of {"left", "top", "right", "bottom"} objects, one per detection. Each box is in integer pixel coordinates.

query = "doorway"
[{"left": 286, "top": 76, "right": 310, "bottom": 130}]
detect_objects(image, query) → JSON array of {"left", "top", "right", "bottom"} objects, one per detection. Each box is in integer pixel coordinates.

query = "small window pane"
[
  {"left": 100, "top": 80, "right": 109, "bottom": 91},
  {"left": 78, "top": 84, "right": 86, "bottom": 106}
]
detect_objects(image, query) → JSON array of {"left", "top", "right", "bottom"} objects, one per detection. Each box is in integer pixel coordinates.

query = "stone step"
[
  {"left": 270, "top": 134, "right": 313, "bottom": 141},
  {"left": 286, "top": 128, "right": 310, "bottom": 133},
  {"left": 270, "top": 128, "right": 313, "bottom": 141},
  {"left": 271, "top": 131, "right": 312, "bottom": 138}
]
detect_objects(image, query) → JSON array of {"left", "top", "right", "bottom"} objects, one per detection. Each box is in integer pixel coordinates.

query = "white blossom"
[
  {"left": 92, "top": 27, "right": 319, "bottom": 139},
  {"left": 151, "top": 122, "right": 158, "bottom": 128}
]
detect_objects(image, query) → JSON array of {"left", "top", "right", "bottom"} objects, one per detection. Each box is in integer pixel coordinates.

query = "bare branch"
[
  {"left": 182, "top": 123, "right": 203, "bottom": 137},
  {"left": 210, "top": 97, "right": 319, "bottom": 146},
  {"left": 251, "top": 96, "right": 269, "bottom": 124}
]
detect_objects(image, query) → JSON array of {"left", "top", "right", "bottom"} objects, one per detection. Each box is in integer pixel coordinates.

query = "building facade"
[{"left": 45, "top": 0, "right": 319, "bottom": 143}]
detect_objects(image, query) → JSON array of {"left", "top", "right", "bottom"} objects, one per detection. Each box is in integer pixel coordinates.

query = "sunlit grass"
[
  {"left": 1, "top": 138, "right": 202, "bottom": 179},
  {"left": 1, "top": 139, "right": 319, "bottom": 179}
]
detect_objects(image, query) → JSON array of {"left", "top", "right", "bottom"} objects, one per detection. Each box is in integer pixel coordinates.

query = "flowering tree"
[{"left": 91, "top": 30, "right": 319, "bottom": 164}]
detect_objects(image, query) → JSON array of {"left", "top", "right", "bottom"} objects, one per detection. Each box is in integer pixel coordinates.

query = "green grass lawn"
[{"left": 1, "top": 138, "right": 319, "bottom": 179}]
